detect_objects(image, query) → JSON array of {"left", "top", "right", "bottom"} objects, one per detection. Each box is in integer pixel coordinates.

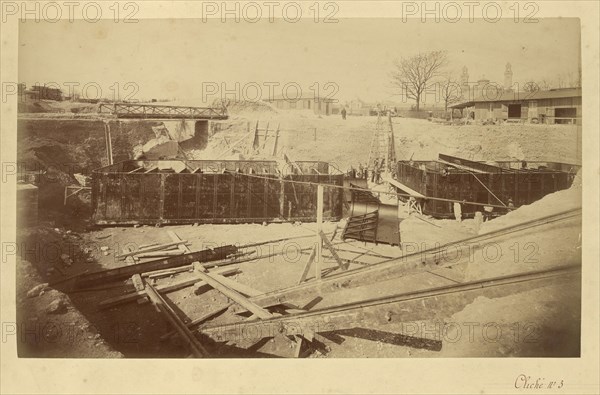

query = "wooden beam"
[
  {"left": 160, "top": 303, "right": 234, "bottom": 341},
  {"left": 98, "top": 266, "right": 239, "bottom": 309},
  {"left": 142, "top": 265, "right": 193, "bottom": 278},
  {"left": 293, "top": 335, "right": 303, "bottom": 358},
  {"left": 145, "top": 282, "right": 208, "bottom": 357},
  {"left": 320, "top": 231, "right": 347, "bottom": 271},
  {"left": 193, "top": 270, "right": 273, "bottom": 320},
  {"left": 272, "top": 124, "right": 280, "bottom": 156},
  {"left": 115, "top": 240, "right": 190, "bottom": 259},
  {"left": 297, "top": 246, "right": 316, "bottom": 284},
  {"left": 381, "top": 175, "right": 426, "bottom": 198},
  {"left": 438, "top": 158, "right": 487, "bottom": 174},
  {"left": 123, "top": 246, "right": 146, "bottom": 304},
  {"left": 315, "top": 185, "right": 324, "bottom": 280},
  {"left": 136, "top": 250, "right": 185, "bottom": 258},
  {"left": 204, "top": 276, "right": 264, "bottom": 297},
  {"left": 260, "top": 122, "right": 270, "bottom": 151},
  {"left": 217, "top": 128, "right": 256, "bottom": 159},
  {"left": 76, "top": 245, "right": 237, "bottom": 289},
  {"left": 167, "top": 230, "right": 207, "bottom": 272},
  {"left": 104, "top": 121, "right": 113, "bottom": 165},
  {"left": 283, "top": 152, "right": 303, "bottom": 174}
]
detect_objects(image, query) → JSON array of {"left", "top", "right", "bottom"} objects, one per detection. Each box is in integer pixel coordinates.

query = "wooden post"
[
  {"left": 272, "top": 124, "right": 280, "bottom": 156},
  {"left": 245, "top": 121, "right": 250, "bottom": 155},
  {"left": 104, "top": 121, "right": 113, "bottom": 165},
  {"left": 252, "top": 120, "right": 260, "bottom": 150},
  {"left": 315, "top": 184, "right": 324, "bottom": 280}
]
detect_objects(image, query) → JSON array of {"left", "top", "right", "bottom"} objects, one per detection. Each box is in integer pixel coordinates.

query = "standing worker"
[
  {"left": 453, "top": 201, "right": 462, "bottom": 222},
  {"left": 507, "top": 198, "right": 515, "bottom": 209},
  {"left": 371, "top": 159, "right": 379, "bottom": 182},
  {"left": 376, "top": 159, "right": 385, "bottom": 183},
  {"left": 341, "top": 107, "right": 347, "bottom": 120},
  {"left": 483, "top": 205, "right": 493, "bottom": 222}
]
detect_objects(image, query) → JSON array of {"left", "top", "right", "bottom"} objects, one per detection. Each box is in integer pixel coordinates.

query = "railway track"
[
  {"left": 199, "top": 264, "right": 581, "bottom": 348},
  {"left": 235, "top": 207, "right": 581, "bottom": 310},
  {"left": 189, "top": 208, "right": 581, "bottom": 356}
]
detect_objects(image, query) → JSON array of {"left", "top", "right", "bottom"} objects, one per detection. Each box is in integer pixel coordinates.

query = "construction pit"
[{"left": 15, "top": 104, "right": 582, "bottom": 358}]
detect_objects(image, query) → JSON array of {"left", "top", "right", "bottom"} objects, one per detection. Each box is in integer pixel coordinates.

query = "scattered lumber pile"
[{"left": 90, "top": 227, "right": 376, "bottom": 358}]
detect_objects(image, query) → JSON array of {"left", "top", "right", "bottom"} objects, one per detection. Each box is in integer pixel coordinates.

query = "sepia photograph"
[{"left": 1, "top": 1, "right": 599, "bottom": 394}]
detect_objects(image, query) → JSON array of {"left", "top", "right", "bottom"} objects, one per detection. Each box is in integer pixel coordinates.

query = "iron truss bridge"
[{"left": 99, "top": 103, "right": 229, "bottom": 120}]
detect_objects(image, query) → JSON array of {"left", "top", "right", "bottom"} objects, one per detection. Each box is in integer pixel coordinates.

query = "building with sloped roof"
[
  {"left": 265, "top": 94, "right": 335, "bottom": 116},
  {"left": 449, "top": 87, "right": 581, "bottom": 125}
]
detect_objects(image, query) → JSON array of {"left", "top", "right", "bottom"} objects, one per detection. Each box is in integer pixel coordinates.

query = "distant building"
[
  {"left": 330, "top": 102, "right": 342, "bottom": 115},
  {"left": 450, "top": 87, "right": 582, "bottom": 125},
  {"left": 30, "top": 85, "right": 64, "bottom": 101},
  {"left": 346, "top": 98, "right": 371, "bottom": 116},
  {"left": 346, "top": 99, "right": 405, "bottom": 117},
  {"left": 265, "top": 94, "right": 334, "bottom": 116}
]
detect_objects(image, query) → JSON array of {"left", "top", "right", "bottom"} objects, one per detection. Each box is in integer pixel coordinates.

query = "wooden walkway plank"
[
  {"left": 205, "top": 275, "right": 264, "bottom": 297},
  {"left": 193, "top": 270, "right": 273, "bottom": 320}
]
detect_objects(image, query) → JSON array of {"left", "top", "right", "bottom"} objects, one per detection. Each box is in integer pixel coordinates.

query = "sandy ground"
[
  {"left": 191, "top": 107, "right": 581, "bottom": 172},
  {"left": 15, "top": 105, "right": 582, "bottom": 358}
]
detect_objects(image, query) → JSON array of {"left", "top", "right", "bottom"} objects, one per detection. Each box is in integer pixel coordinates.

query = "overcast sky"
[{"left": 19, "top": 18, "right": 580, "bottom": 104}]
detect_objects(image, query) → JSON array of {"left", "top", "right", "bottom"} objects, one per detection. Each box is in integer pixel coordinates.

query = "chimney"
[
  {"left": 460, "top": 66, "right": 469, "bottom": 99},
  {"left": 504, "top": 62, "right": 513, "bottom": 91}
]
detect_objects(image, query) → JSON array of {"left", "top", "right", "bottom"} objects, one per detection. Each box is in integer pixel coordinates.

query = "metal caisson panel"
[
  {"left": 91, "top": 160, "right": 344, "bottom": 225},
  {"left": 395, "top": 155, "right": 579, "bottom": 218}
]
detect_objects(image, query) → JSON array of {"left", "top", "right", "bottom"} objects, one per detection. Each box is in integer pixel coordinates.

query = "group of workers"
[
  {"left": 347, "top": 159, "right": 387, "bottom": 184},
  {"left": 454, "top": 197, "right": 514, "bottom": 223}
]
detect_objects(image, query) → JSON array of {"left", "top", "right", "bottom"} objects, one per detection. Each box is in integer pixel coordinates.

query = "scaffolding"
[{"left": 367, "top": 112, "right": 397, "bottom": 175}]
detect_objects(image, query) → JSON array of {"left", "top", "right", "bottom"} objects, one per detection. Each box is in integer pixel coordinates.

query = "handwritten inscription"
[{"left": 515, "top": 374, "right": 564, "bottom": 390}]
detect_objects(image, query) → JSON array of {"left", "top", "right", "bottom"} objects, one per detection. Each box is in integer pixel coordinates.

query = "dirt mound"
[
  {"left": 392, "top": 119, "right": 581, "bottom": 164},
  {"left": 16, "top": 263, "right": 124, "bottom": 357},
  {"left": 18, "top": 99, "right": 98, "bottom": 114},
  {"left": 221, "top": 99, "right": 278, "bottom": 116}
]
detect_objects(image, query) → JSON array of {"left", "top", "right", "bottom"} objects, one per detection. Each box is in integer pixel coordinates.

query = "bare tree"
[
  {"left": 439, "top": 73, "right": 461, "bottom": 112},
  {"left": 567, "top": 70, "right": 582, "bottom": 88},
  {"left": 536, "top": 79, "right": 551, "bottom": 91},
  {"left": 523, "top": 81, "right": 540, "bottom": 93},
  {"left": 392, "top": 51, "right": 448, "bottom": 112}
]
